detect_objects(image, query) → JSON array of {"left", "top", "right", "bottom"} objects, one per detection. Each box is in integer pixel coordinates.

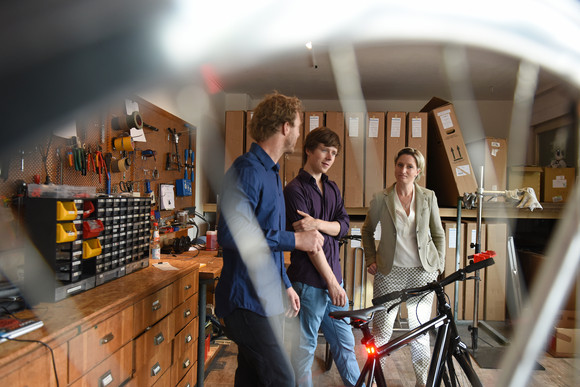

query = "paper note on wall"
[
  {"left": 368, "top": 118, "right": 379, "bottom": 138},
  {"left": 390, "top": 117, "right": 401, "bottom": 137},
  {"left": 349, "top": 117, "right": 359, "bottom": 137},
  {"left": 309, "top": 116, "right": 320, "bottom": 131},
  {"left": 411, "top": 117, "right": 422, "bottom": 138}
]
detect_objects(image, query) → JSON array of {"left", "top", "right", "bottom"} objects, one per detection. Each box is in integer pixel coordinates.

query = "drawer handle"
[
  {"left": 185, "top": 334, "right": 192, "bottom": 343},
  {"left": 184, "top": 309, "right": 191, "bottom": 318},
  {"left": 184, "top": 284, "right": 192, "bottom": 290},
  {"left": 152, "top": 300, "right": 161, "bottom": 311},
  {"left": 151, "top": 362, "right": 162, "bottom": 376},
  {"left": 182, "top": 358, "right": 190, "bottom": 369},
  {"left": 98, "top": 370, "right": 113, "bottom": 387},
  {"left": 100, "top": 333, "right": 114, "bottom": 345},
  {"left": 154, "top": 332, "right": 165, "bottom": 346}
]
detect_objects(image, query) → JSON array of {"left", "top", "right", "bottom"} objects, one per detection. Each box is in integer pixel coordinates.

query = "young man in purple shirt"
[
  {"left": 216, "top": 93, "right": 324, "bottom": 387},
  {"left": 284, "top": 127, "right": 361, "bottom": 387}
]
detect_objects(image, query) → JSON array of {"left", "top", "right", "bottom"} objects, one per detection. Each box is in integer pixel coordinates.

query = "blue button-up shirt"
[
  {"left": 215, "top": 143, "right": 295, "bottom": 318},
  {"left": 284, "top": 169, "right": 350, "bottom": 289}
]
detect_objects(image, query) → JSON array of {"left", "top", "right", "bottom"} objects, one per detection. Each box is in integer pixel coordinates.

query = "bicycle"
[{"left": 329, "top": 252, "right": 496, "bottom": 386}]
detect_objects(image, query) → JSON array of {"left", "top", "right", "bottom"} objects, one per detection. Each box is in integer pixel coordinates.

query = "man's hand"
[
  {"left": 285, "top": 286, "right": 300, "bottom": 317},
  {"left": 328, "top": 281, "right": 347, "bottom": 307},
  {"left": 367, "top": 262, "right": 378, "bottom": 275},
  {"left": 295, "top": 230, "right": 324, "bottom": 253},
  {"left": 292, "top": 210, "right": 319, "bottom": 232}
]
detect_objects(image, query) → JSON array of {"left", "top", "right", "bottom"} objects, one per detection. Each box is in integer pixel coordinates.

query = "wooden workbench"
[{"left": 160, "top": 249, "right": 222, "bottom": 387}]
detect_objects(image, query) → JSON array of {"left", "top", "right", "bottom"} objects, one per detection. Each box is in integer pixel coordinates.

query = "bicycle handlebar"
[{"left": 372, "top": 257, "right": 495, "bottom": 306}]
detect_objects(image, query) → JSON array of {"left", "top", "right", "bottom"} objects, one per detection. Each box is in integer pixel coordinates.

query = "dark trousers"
[{"left": 224, "top": 308, "right": 294, "bottom": 387}]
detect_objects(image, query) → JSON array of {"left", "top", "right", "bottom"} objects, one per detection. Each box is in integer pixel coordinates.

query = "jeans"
[
  {"left": 224, "top": 308, "right": 294, "bottom": 387},
  {"left": 290, "top": 282, "right": 361, "bottom": 387}
]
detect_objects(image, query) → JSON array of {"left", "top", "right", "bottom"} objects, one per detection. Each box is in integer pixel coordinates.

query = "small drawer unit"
[{"left": 23, "top": 195, "right": 151, "bottom": 303}]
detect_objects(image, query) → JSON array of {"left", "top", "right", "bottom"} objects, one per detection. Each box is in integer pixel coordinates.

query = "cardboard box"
[
  {"left": 305, "top": 111, "right": 324, "bottom": 133},
  {"left": 385, "top": 112, "right": 407, "bottom": 188},
  {"left": 508, "top": 166, "right": 543, "bottom": 201},
  {"left": 325, "top": 112, "right": 345, "bottom": 193},
  {"left": 543, "top": 167, "right": 576, "bottom": 203},
  {"left": 344, "top": 112, "right": 365, "bottom": 207},
  {"left": 463, "top": 221, "right": 486, "bottom": 320},
  {"left": 365, "top": 112, "right": 385, "bottom": 206},
  {"left": 442, "top": 221, "right": 465, "bottom": 319},
  {"left": 282, "top": 112, "right": 305, "bottom": 186},
  {"left": 548, "top": 310, "right": 578, "bottom": 357},
  {"left": 421, "top": 98, "right": 478, "bottom": 207},
  {"left": 406, "top": 112, "right": 428, "bottom": 187},
  {"left": 484, "top": 222, "right": 508, "bottom": 321},
  {"left": 467, "top": 137, "right": 508, "bottom": 200},
  {"left": 245, "top": 110, "right": 254, "bottom": 152},
  {"left": 225, "top": 111, "right": 246, "bottom": 171},
  {"left": 342, "top": 222, "right": 370, "bottom": 309},
  {"left": 518, "top": 250, "right": 576, "bottom": 311}
]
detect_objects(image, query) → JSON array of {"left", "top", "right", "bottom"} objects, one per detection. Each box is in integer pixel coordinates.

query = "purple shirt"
[{"left": 284, "top": 169, "right": 350, "bottom": 289}]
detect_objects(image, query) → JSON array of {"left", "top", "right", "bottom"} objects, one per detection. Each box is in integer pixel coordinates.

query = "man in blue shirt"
[
  {"left": 284, "top": 127, "right": 361, "bottom": 387},
  {"left": 216, "top": 93, "right": 324, "bottom": 387}
]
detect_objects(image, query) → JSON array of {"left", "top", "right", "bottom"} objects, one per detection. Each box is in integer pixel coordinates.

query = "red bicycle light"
[
  {"left": 366, "top": 344, "right": 377, "bottom": 355},
  {"left": 471, "top": 250, "right": 496, "bottom": 263}
]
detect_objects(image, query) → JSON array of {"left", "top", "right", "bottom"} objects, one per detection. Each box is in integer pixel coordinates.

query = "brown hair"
[
  {"left": 303, "top": 127, "right": 341, "bottom": 165},
  {"left": 249, "top": 92, "right": 303, "bottom": 143},
  {"left": 395, "top": 147, "right": 425, "bottom": 180}
]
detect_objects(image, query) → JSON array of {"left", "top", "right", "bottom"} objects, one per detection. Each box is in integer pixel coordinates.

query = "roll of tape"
[
  {"left": 113, "top": 136, "right": 134, "bottom": 151},
  {"left": 111, "top": 111, "right": 143, "bottom": 131},
  {"left": 118, "top": 158, "right": 128, "bottom": 172},
  {"left": 110, "top": 157, "right": 128, "bottom": 172}
]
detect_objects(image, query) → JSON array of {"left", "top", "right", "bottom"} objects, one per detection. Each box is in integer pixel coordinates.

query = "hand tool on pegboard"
[
  {"left": 143, "top": 122, "right": 159, "bottom": 131},
  {"left": 167, "top": 127, "right": 181, "bottom": 171}
]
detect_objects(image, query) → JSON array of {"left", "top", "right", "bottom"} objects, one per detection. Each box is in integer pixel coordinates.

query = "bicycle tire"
[
  {"left": 441, "top": 347, "right": 482, "bottom": 387},
  {"left": 324, "top": 343, "right": 333, "bottom": 371}
]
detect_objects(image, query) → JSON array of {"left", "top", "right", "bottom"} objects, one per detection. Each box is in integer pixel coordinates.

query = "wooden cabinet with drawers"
[{"left": 0, "top": 259, "right": 200, "bottom": 387}]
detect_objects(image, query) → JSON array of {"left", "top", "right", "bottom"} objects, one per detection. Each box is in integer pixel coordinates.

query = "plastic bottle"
[{"left": 151, "top": 222, "right": 161, "bottom": 259}]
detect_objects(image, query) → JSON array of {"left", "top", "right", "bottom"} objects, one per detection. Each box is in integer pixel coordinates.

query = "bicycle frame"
[{"left": 354, "top": 285, "right": 469, "bottom": 387}]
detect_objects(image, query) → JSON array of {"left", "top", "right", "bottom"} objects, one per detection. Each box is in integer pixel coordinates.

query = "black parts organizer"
[{"left": 22, "top": 195, "right": 151, "bottom": 304}]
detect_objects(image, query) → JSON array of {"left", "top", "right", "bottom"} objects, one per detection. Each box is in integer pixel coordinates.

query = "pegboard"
[{"left": 0, "top": 97, "right": 196, "bottom": 218}]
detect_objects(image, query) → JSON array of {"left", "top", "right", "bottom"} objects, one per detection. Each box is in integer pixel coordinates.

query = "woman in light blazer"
[{"left": 362, "top": 147, "right": 445, "bottom": 387}]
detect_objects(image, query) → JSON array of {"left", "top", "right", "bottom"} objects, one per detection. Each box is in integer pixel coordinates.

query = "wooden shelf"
[{"left": 347, "top": 202, "right": 565, "bottom": 219}]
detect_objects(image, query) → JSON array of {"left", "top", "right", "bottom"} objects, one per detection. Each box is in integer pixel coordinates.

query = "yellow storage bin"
[
  {"left": 56, "top": 223, "right": 77, "bottom": 243},
  {"left": 56, "top": 201, "right": 78, "bottom": 221},
  {"left": 83, "top": 238, "right": 102, "bottom": 259}
]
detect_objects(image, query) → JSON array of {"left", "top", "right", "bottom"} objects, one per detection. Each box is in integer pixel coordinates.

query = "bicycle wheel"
[{"left": 441, "top": 347, "right": 482, "bottom": 387}]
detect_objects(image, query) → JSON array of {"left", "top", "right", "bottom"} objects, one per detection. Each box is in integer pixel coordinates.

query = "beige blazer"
[{"left": 361, "top": 183, "right": 445, "bottom": 275}]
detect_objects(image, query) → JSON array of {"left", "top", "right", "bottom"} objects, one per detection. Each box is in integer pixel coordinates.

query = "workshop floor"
[{"left": 203, "top": 321, "right": 580, "bottom": 386}]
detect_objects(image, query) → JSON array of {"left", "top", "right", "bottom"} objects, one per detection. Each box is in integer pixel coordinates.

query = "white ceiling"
[{"left": 212, "top": 42, "right": 562, "bottom": 102}]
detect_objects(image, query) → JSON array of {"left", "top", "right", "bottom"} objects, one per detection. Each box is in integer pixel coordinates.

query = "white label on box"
[
  {"left": 491, "top": 141, "right": 501, "bottom": 148},
  {"left": 390, "top": 117, "right": 401, "bottom": 137},
  {"left": 411, "top": 117, "right": 422, "bottom": 137},
  {"left": 491, "top": 149, "right": 498, "bottom": 157},
  {"left": 351, "top": 227, "right": 361, "bottom": 248},
  {"left": 437, "top": 109, "right": 454, "bottom": 129},
  {"left": 448, "top": 228, "right": 457, "bottom": 249},
  {"left": 309, "top": 115, "right": 320, "bottom": 131},
  {"left": 455, "top": 165, "right": 471, "bottom": 176},
  {"left": 553, "top": 178, "right": 567, "bottom": 188},
  {"left": 368, "top": 117, "right": 379, "bottom": 138},
  {"left": 348, "top": 117, "right": 359, "bottom": 137},
  {"left": 374, "top": 222, "right": 381, "bottom": 241},
  {"left": 471, "top": 229, "right": 477, "bottom": 245}
]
